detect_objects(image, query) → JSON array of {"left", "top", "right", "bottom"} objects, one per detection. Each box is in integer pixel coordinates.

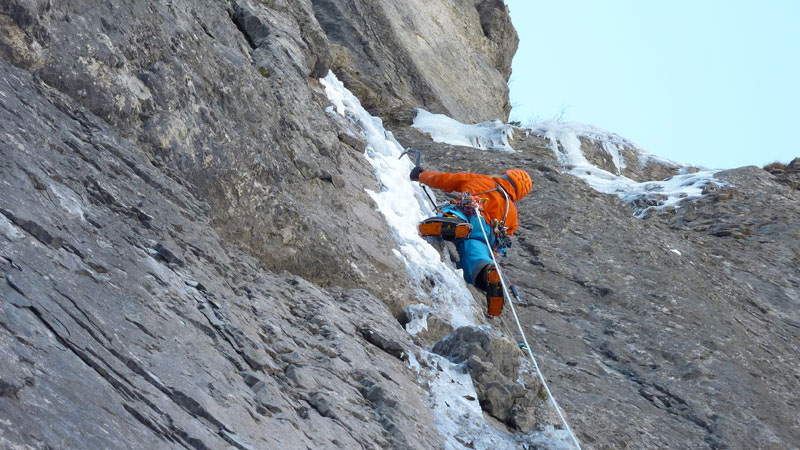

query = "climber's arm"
[{"left": 418, "top": 171, "right": 477, "bottom": 193}]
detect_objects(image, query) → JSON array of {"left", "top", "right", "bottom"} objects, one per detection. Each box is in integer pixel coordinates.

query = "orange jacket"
[{"left": 418, "top": 171, "right": 520, "bottom": 236}]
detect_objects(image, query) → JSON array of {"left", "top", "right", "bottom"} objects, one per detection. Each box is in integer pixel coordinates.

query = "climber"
[{"left": 410, "top": 165, "right": 532, "bottom": 317}]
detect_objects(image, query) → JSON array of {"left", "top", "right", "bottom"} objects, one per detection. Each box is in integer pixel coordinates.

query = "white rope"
[{"left": 475, "top": 206, "right": 582, "bottom": 450}]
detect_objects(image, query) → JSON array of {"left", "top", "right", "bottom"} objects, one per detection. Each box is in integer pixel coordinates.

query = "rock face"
[
  {"left": 0, "top": 0, "right": 515, "bottom": 315},
  {"left": 2, "top": 0, "right": 800, "bottom": 449},
  {"left": 0, "top": 0, "right": 520, "bottom": 448},
  {"left": 432, "top": 326, "right": 556, "bottom": 431},
  {"left": 0, "top": 0, "right": 421, "bottom": 313},
  {"left": 394, "top": 125, "right": 800, "bottom": 449},
  {"left": 0, "top": 60, "right": 443, "bottom": 449},
  {"left": 312, "top": 0, "right": 517, "bottom": 122},
  {"left": 764, "top": 157, "right": 800, "bottom": 190}
]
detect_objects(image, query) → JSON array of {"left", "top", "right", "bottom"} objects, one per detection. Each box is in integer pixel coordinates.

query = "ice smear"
[
  {"left": 322, "top": 72, "right": 475, "bottom": 328},
  {"left": 404, "top": 304, "right": 430, "bottom": 335},
  {"left": 412, "top": 108, "right": 514, "bottom": 152},
  {"left": 409, "top": 109, "right": 719, "bottom": 216},
  {"left": 406, "top": 352, "right": 422, "bottom": 374},
  {"left": 528, "top": 121, "right": 683, "bottom": 170},
  {"left": 421, "top": 351, "right": 575, "bottom": 450},
  {"left": 322, "top": 72, "right": 572, "bottom": 449},
  {"left": 528, "top": 121, "right": 722, "bottom": 217}
]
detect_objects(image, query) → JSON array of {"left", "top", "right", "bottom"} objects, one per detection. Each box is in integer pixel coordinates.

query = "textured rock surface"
[
  {"left": 432, "top": 326, "right": 555, "bottom": 431},
  {"left": 0, "top": 60, "right": 444, "bottom": 449},
  {"left": 0, "top": 1, "right": 531, "bottom": 448},
  {"left": 312, "top": 0, "right": 517, "bottom": 122},
  {"left": 394, "top": 125, "right": 800, "bottom": 449},
  {"left": 764, "top": 157, "right": 800, "bottom": 190},
  {"left": 0, "top": 0, "right": 419, "bottom": 312}
]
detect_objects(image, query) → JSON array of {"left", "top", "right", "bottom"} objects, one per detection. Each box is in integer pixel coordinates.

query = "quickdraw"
[{"left": 491, "top": 218, "right": 512, "bottom": 257}]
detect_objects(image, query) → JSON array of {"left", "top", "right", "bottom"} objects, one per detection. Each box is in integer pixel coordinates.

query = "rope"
[{"left": 475, "top": 206, "right": 582, "bottom": 450}]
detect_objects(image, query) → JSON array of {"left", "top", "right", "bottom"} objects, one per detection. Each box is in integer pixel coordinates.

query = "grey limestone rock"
[
  {"left": 3, "top": 0, "right": 428, "bottom": 315},
  {"left": 432, "top": 325, "right": 520, "bottom": 380},
  {"left": 312, "top": 0, "right": 517, "bottom": 122},
  {"left": 431, "top": 326, "right": 551, "bottom": 431},
  {"left": 764, "top": 157, "right": 800, "bottom": 190},
  {"left": 0, "top": 59, "right": 443, "bottom": 450}
]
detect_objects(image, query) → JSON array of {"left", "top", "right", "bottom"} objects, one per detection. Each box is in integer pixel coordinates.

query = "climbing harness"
[
  {"left": 452, "top": 191, "right": 486, "bottom": 216},
  {"left": 474, "top": 205, "right": 583, "bottom": 450},
  {"left": 474, "top": 183, "right": 510, "bottom": 225}
]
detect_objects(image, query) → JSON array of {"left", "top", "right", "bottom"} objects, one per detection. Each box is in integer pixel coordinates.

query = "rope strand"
[{"left": 475, "top": 206, "right": 582, "bottom": 450}]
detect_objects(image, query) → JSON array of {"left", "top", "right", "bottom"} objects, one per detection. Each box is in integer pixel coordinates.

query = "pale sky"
[{"left": 506, "top": 0, "right": 799, "bottom": 169}]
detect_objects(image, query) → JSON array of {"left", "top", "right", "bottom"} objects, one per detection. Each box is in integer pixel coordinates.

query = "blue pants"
[{"left": 440, "top": 206, "right": 495, "bottom": 286}]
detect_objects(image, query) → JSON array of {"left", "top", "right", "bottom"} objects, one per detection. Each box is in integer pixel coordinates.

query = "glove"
[{"left": 410, "top": 166, "right": 424, "bottom": 181}]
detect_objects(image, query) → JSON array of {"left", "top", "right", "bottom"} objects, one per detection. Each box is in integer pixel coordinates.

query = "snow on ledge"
[
  {"left": 412, "top": 108, "right": 515, "bottom": 152},
  {"left": 408, "top": 107, "right": 722, "bottom": 217},
  {"left": 527, "top": 120, "right": 723, "bottom": 217}
]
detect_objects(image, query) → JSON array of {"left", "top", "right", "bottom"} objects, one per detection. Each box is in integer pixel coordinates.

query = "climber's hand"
[{"left": 410, "top": 166, "right": 424, "bottom": 181}]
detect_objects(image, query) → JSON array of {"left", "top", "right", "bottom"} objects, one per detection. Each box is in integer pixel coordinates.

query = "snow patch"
[
  {"left": 412, "top": 109, "right": 514, "bottom": 152},
  {"left": 348, "top": 261, "right": 365, "bottom": 278},
  {"left": 528, "top": 121, "right": 723, "bottom": 217},
  {"left": 406, "top": 352, "right": 422, "bottom": 374}
]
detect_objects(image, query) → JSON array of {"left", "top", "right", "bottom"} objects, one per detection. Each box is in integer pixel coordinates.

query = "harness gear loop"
[{"left": 451, "top": 191, "right": 486, "bottom": 216}]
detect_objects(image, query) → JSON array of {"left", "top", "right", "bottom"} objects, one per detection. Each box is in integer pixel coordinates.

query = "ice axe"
[
  {"left": 399, "top": 147, "right": 423, "bottom": 167},
  {"left": 399, "top": 147, "right": 440, "bottom": 212}
]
